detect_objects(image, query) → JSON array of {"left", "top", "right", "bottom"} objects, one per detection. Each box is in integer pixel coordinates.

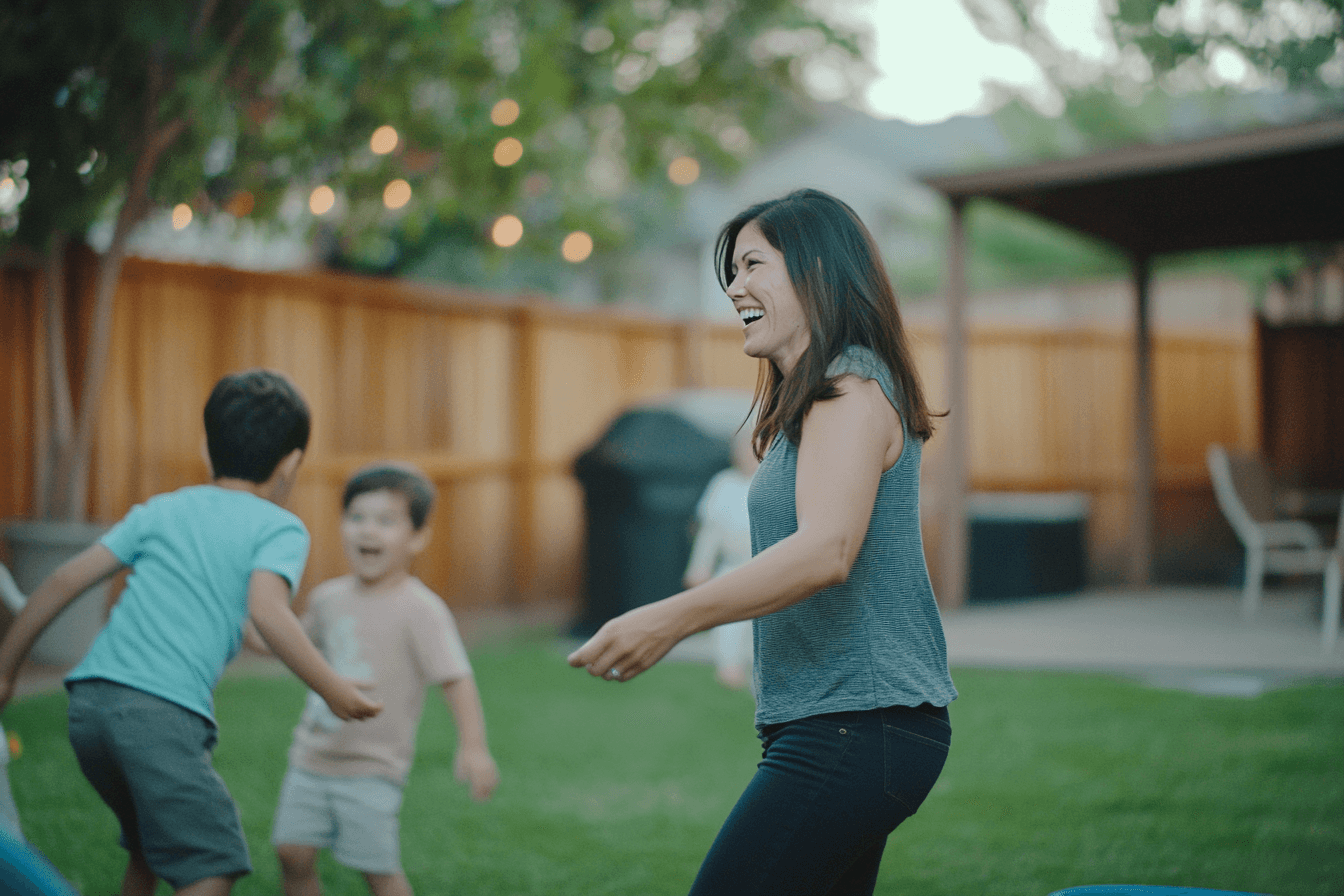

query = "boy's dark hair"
[
  {"left": 204, "top": 369, "right": 311, "bottom": 483},
  {"left": 343, "top": 464, "right": 436, "bottom": 530}
]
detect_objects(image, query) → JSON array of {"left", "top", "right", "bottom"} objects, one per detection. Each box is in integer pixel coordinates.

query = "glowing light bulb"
[
  {"left": 668, "top": 156, "right": 700, "bottom": 186},
  {"left": 561, "top": 231, "right": 593, "bottom": 263},
  {"left": 309, "top": 185, "right": 336, "bottom": 215},
  {"left": 370, "top": 125, "right": 399, "bottom": 155},
  {"left": 493, "top": 137, "right": 524, "bottom": 167},
  {"left": 171, "top": 203, "right": 193, "bottom": 230},
  {"left": 383, "top": 179, "right": 412, "bottom": 210},
  {"left": 491, "top": 99, "right": 520, "bottom": 127},
  {"left": 491, "top": 215, "right": 523, "bottom": 247}
]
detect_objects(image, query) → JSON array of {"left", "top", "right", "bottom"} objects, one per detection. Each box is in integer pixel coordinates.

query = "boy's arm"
[
  {"left": 241, "top": 619, "right": 271, "bottom": 655},
  {"left": 247, "top": 570, "right": 382, "bottom": 721},
  {"left": 440, "top": 676, "right": 499, "bottom": 802},
  {"left": 0, "top": 544, "right": 124, "bottom": 712}
]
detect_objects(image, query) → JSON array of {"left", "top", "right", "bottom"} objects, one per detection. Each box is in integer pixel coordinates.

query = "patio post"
[
  {"left": 1129, "top": 253, "right": 1155, "bottom": 585},
  {"left": 939, "top": 197, "right": 970, "bottom": 608}
]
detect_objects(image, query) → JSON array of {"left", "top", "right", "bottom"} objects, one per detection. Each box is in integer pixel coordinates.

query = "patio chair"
[{"left": 1206, "top": 444, "right": 1342, "bottom": 649}]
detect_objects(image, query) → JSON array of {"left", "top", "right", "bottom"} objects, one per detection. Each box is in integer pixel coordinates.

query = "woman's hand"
[{"left": 567, "top": 600, "right": 684, "bottom": 683}]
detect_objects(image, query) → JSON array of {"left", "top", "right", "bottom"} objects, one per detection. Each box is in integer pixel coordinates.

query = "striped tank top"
[{"left": 748, "top": 345, "right": 957, "bottom": 728}]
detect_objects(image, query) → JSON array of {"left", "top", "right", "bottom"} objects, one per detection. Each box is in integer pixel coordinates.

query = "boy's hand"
[
  {"left": 249, "top": 570, "right": 382, "bottom": 721},
  {"left": 454, "top": 746, "right": 500, "bottom": 802},
  {"left": 323, "top": 678, "right": 382, "bottom": 721}
]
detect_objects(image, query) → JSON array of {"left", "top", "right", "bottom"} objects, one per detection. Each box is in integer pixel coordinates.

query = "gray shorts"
[
  {"left": 66, "top": 679, "right": 250, "bottom": 888},
  {"left": 272, "top": 767, "right": 404, "bottom": 874}
]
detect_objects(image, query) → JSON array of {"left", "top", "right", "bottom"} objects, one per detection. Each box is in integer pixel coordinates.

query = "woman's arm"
[{"left": 569, "top": 376, "right": 900, "bottom": 681}]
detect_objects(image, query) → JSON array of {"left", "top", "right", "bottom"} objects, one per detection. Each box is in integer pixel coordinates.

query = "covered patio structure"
[{"left": 922, "top": 115, "right": 1344, "bottom": 607}]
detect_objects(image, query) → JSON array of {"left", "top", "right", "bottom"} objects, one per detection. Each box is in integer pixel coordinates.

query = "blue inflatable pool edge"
[{"left": 1049, "top": 886, "right": 1273, "bottom": 896}]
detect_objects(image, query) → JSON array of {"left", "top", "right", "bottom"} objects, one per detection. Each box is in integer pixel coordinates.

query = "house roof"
[{"left": 919, "top": 115, "right": 1344, "bottom": 256}]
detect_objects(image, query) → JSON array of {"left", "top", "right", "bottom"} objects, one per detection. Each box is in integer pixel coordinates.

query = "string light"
[
  {"left": 561, "top": 231, "right": 593, "bottom": 263},
  {"left": 668, "top": 156, "right": 700, "bottom": 186},
  {"left": 171, "top": 203, "right": 193, "bottom": 230},
  {"left": 310, "top": 185, "right": 336, "bottom": 215},
  {"left": 493, "top": 137, "right": 524, "bottom": 167},
  {"left": 370, "top": 125, "right": 399, "bottom": 155},
  {"left": 491, "top": 99, "right": 520, "bottom": 126},
  {"left": 383, "top": 179, "right": 412, "bottom": 210},
  {"left": 491, "top": 215, "right": 523, "bottom": 247}
]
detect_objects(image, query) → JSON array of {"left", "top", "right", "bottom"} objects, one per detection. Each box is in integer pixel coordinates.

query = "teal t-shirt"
[{"left": 67, "top": 485, "right": 309, "bottom": 723}]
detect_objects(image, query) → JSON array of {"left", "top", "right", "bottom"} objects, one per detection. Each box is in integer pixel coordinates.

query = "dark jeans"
[{"left": 688, "top": 703, "right": 951, "bottom": 896}]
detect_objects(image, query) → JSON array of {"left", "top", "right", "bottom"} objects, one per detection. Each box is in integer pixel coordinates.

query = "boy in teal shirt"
[{"left": 0, "top": 369, "right": 381, "bottom": 896}]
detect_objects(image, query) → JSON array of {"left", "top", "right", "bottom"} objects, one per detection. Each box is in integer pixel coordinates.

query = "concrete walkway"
[
  {"left": 10, "top": 586, "right": 1342, "bottom": 701},
  {"left": 938, "top": 585, "right": 1344, "bottom": 696}
]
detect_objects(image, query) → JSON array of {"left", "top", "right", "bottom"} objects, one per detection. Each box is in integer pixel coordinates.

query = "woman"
[{"left": 568, "top": 188, "right": 955, "bottom": 895}]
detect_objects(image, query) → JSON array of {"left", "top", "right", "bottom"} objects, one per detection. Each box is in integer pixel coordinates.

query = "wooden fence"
[{"left": 1, "top": 257, "right": 1256, "bottom": 611}]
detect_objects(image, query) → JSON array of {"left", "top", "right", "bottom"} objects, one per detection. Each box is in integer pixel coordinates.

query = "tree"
[
  {"left": 962, "top": 0, "right": 1342, "bottom": 151},
  {"left": 0, "top": 0, "right": 862, "bottom": 522},
  {"left": 1110, "top": 0, "right": 1344, "bottom": 97},
  {"left": 942, "top": 0, "right": 1339, "bottom": 290}
]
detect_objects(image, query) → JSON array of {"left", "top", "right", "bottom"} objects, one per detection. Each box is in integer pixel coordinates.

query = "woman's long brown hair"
[{"left": 714, "top": 188, "right": 943, "bottom": 458}]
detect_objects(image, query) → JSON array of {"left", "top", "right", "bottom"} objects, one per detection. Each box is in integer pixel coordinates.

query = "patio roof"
[
  {"left": 916, "top": 114, "right": 1344, "bottom": 607},
  {"left": 920, "top": 115, "right": 1344, "bottom": 256}
]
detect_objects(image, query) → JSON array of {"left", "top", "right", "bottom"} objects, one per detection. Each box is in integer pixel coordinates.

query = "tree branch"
[{"left": 59, "top": 54, "right": 186, "bottom": 520}]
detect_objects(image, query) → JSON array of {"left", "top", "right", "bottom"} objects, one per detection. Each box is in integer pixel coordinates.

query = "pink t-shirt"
[{"left": 287, "top": 575, "right": 472, "bottom": 784}]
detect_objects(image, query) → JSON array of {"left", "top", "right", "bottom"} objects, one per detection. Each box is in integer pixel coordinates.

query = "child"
[
  {"left": 0, "top": 369, "right": 382, "bottom": 896},
  {"left": 682, "top": 428, "right": 759, "bottom": 690},
  {"left": 271, "top": 463, "right": 499, "bottom": 896},
  {"left": 0, "top": 720, "right": 19, "bottom": 840}
]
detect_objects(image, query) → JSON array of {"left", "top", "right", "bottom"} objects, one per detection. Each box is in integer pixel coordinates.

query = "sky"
[{"left": 828, "top": 0, "right": 1113, "bottom": 124}]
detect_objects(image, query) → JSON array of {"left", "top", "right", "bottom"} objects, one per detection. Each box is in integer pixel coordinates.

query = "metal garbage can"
[{"left": 570, "top": 389, "right": 752, "bottom": 637}]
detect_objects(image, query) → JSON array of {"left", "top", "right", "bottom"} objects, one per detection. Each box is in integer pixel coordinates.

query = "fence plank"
[{"left": 1, "top": 257, "right": 1257, "bottom": 606}]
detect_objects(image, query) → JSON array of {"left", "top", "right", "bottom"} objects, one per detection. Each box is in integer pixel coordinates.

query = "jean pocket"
[{"left": 882, "top": 721, "right": 950, "bottom": 813}]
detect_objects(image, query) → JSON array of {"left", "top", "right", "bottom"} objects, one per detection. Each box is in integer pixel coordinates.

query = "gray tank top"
[{"left": 748, "top": 345, "right": 957, "bottom": 728}]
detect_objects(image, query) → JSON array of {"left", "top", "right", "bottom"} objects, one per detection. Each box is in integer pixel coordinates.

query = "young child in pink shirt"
[{"left": 269, "top": 463, "right": 499, "bottom": 896}]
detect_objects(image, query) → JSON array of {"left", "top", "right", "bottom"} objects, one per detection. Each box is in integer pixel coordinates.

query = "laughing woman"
[{"left": 568, "top": 188, "right": 955, "bottom": 896}]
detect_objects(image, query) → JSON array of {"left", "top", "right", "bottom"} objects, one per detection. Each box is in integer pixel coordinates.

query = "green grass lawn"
[{"left": 5, "top": 629, "right": 1342, "bottom": 896}]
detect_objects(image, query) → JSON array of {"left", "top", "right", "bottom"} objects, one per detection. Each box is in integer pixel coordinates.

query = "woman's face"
[{"left": 725, "top": 221, "right": 810, "bottom": 375}]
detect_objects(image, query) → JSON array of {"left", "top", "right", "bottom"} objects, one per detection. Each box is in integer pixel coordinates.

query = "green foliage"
[
  {"left": 1113, "top": 0, "right": 1344, "bottom": 95},
  {"left": 966, "top": 0, "right": 1343, "bottom": 107},
  {"left": 0, "top": 0, "right": 861, "bottom": 282},
  {"left": 5, "top": 643, "right": 1343, "bottom": 895}
]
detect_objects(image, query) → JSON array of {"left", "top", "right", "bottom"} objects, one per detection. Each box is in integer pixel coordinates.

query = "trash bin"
[
  {"left": 968, "top": 492, "right": 1088, "bottom": 601},
  {"left": 571, "top": 389, "right": 753, "bottom": 637}
]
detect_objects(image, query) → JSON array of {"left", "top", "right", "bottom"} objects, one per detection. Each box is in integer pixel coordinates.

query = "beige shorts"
[{"left": 271, "top": 767, "right": 404, "bottom": 874}]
